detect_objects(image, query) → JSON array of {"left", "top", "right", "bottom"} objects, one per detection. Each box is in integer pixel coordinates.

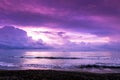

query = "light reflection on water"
[{"left": 0, "top": 49, "right": 120, "bottom": 70}]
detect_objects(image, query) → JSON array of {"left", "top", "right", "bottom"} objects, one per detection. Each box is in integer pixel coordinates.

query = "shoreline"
[
  {"left": 0, "top": 64, "right": 120, "bottom": 73},
  {"left": 0, "top": 69, "right": 120, "bottom": 80}
]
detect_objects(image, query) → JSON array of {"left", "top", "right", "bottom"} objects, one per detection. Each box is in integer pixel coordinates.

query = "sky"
[{"left": 0, "top": 0, "right": 120, "bottom": 51}]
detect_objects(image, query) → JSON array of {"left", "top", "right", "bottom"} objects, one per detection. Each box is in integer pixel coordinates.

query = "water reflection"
[
  {"left": 0, "top": 50, "right": 120, "bottom": 70},
  {"left": 22, "top": 51, "right": 71, "bottom": 69},
  {"left": 20, "top": 51, "right": 120, "bottom": 69}
]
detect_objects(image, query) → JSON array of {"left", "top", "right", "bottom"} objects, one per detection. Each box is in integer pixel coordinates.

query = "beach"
[
  {"left": 0, "top": 50, "right": 120, "bottom": 80},
  {"left": 0, "top": 70, "right": 120, "bottom": 80}
]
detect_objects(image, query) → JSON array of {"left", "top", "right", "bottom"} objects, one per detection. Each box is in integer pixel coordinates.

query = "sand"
[{"left": 0, "top": 70, "right": 120, "bottom": 80}]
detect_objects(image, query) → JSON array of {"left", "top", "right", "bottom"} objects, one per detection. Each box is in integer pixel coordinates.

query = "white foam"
[{"left": 0, "top": 62, "right": 17, "bottom": 67}]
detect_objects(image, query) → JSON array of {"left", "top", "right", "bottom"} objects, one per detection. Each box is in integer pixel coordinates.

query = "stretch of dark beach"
[{"left": 0, "top": 69, "right": 120, "bottom": 80}]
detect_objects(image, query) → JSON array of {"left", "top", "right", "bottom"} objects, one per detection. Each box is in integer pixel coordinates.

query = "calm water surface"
[{"left": 0, "top": 49, "right": 120, "bottom": 72}]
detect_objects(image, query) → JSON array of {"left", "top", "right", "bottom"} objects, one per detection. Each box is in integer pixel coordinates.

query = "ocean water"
[{"left": 0, "top": 49, "right": 120, "bottom": 72}]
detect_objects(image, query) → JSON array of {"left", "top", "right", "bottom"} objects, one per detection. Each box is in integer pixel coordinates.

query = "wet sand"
[{"left": 0, "top": 70, "right": 120, "bottom": 80}]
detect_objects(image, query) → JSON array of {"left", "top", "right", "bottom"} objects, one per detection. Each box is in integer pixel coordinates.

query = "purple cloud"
[
  {"left": 0, "top": 26, "right": 52, "bottom": 49},
  {"left": 0, "top": 0, "right": 119, "bottom": 43},
  {"left": 0, "top": 26, "right": 119, "bottom": 51}
]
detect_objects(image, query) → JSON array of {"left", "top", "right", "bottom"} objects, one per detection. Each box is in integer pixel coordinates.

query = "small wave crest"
[
  {"left": 0, "top": 62, "right": 17, "bottom": 67},
  {"left": 11, "top": 56, "right": 119, "bottom": 60}
]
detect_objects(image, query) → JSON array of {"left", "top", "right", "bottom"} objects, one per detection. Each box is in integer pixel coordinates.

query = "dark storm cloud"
[
  {"left": 0, "top": 0, "right": 120, "bottom": 37},
  {"left": 0, "top": 10, "right": 61, "bottom": 26},
  {"left": 36, "top": 0, "right": 120, "bottom": 16}
]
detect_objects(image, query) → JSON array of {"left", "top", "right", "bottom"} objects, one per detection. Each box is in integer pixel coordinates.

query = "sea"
[{"left": 0, "top": 49, "right": 120, "bottom": 73}]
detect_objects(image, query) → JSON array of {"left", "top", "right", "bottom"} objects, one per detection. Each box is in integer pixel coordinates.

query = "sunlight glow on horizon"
[{"left": 20, "top": 27, "right": 110, "bottom": 45}]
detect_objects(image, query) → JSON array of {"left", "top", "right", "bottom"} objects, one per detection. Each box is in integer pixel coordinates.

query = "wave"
[
  {"left": 11, "top": 56, "right": 116, "bottom": 60},
  {"left": 0, "top": 62, "right": 120, "bottom": 71},
  {"left": 21, "top": 64, "right": 120, "bottom": 69},
  {"left": 75, "top": 64, "right": 120, "bottom": 69},
  {"left": 20, "top": 56, "right": 81, "bottom": 59},
  {"left": 0, "top": 62, "right": 17, "bottom": 67}
]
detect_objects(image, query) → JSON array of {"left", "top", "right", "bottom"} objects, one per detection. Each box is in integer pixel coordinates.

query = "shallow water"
[{"left": 0, "top": 49, "right": 120, "bottom": 72}]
